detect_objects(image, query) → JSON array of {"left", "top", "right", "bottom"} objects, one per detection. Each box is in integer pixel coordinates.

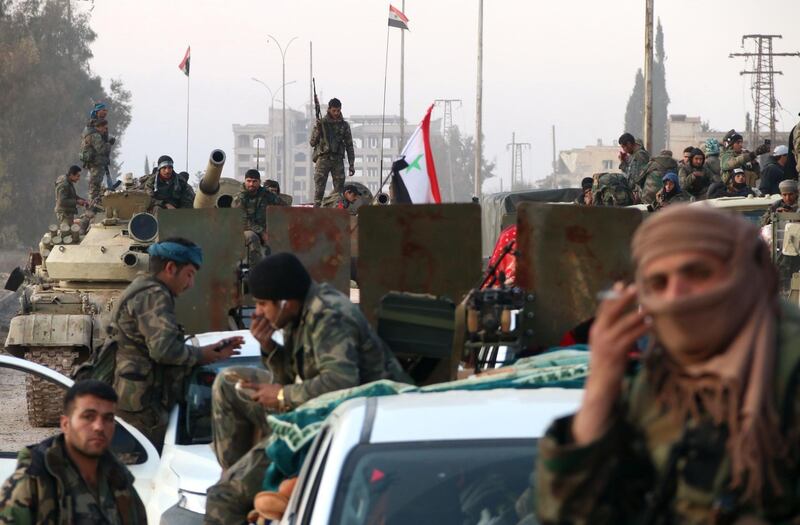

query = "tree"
[
  {"left": 0, "top": 0, "right": 131, "bottom": 246},
  {"left": 623, "top": 18, "right": 670, "bottom": 153},
  {"left": 429, "top": 126, "right": 496, "bottom": 201}
]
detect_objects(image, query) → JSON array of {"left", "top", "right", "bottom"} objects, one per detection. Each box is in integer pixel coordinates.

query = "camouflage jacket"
[
  {"left": 265, "top": 282, "right": 411, "bottom": 408},
  {"left": 653, "top": 188, "right": 691, "bottom": 211},
  {"left": 720, "top": 147, "right": 759, "bottom": 184},
  {"left": 705, "top": 155, "right": 721, "bottom": 180},
  {"left": 620, "top": 143, "right": 650, "bottom": 189},
  {"left": 678, "top": 164, "right": 716, "bottom": 199},
  {"left": 0, "top": 434, "right": 145, "bottom": 525},
  {"left": 144, "top": 173, "right": 195, "bottom": 209},
  {"left": 309, "top": 114, "right": 355, "bottom": 165},
  {"left": 111, "top": 275, "right": 202, "bottom": 413},
  {"left": 233, "top": 185, "right": 283, "bottom": 234},
  {"left": 535, "top": 303, "right": 800, "bottom": 525},
  {"left": 80, "top": 127, "right": 111, "bottom": 169},
  {"left": 53, "top": 176, "right": 82, "bottom": 214},
  {"left": 639, "top": 153, "right": 679, "bottom": 205}
]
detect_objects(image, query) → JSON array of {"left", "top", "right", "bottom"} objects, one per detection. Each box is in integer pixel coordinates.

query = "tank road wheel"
[{"left": 24, "top": 347, "right": 79, "bottom": 427}]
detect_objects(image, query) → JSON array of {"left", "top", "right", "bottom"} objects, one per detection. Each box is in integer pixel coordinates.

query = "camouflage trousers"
[
  {"left": 87, "top": 166, "right": 106, "bottom": 203},
  {"left": 55, "top": 212, "right": 75, "bottom": 227},
  {"left": 313, "top": 156, "right": 345, "bottom": 207},
  {"left": 206, "top": 367, "right": 273, "bottom": 524},
  {"left": 117, "top": 405, "right": 168, "bottom": 452},
  {"left": 243, "top": 231, "right": 266, "bottom": 267}
]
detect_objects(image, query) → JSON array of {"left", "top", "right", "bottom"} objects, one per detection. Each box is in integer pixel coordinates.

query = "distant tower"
[
  {"left": 434, "top": 99, "right": 462, "bottom": 134},
  {"left": 730, "top": 35, "right": 800, "bottom": 144},
  {"left": 506, "top": 132, "right": 531, "bottom": 190}
]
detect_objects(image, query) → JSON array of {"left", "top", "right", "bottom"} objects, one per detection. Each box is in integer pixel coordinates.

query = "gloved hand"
[
  {"left": 108, "top": 137, "right": 116, "bottom": 145},
  {"left": 754, "top": 143, "right": 770, "bottom": 156}
]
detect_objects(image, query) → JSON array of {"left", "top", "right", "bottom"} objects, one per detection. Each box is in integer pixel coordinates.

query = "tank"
[{"left": 4, "top": 149, "right": 238, "bottom": 426}]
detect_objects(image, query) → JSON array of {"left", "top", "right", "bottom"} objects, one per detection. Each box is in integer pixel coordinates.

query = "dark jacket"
[
  {"left": 759, "top": 159, "right": 789, "bottom": 196},
  {"left": 144, "top": 173, "right": 195, "bottom": 209},
  {"left": 0, "top": 434, "right": 146, "bottom": 525}
]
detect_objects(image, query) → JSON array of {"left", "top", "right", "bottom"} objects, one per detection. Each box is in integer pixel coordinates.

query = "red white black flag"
[
  {"left": 178, "top": 46, "right": 190, "bottom": 77},
  {"left": 388, "top": 5, "right": 409, "bottom": 30},
  {"left": 392, "top": 104, "right": 442, "bottom": 204}
]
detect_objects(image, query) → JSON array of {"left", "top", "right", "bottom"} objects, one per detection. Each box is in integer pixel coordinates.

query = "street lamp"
[
  {"left": 251, "top": 78, "right": 297, "bottom": 118},
  {"left": 266, "top": 35, "right": 298, "bottom": 192}
]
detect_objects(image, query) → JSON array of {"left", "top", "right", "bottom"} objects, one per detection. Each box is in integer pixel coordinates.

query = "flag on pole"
[
  {"left": 393, "top": 104, "right": 441, "bottom": 204},
  {"left": 388, "top": 5, "right": 409, "bottom": 30},
  {"left": 178, "top": 46, "right": 191, "bottom": 77}
]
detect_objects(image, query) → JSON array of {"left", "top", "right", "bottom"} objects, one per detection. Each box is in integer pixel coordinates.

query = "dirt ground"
[{"left": 0, "top": 252, "right": 60, "bottom": 455}]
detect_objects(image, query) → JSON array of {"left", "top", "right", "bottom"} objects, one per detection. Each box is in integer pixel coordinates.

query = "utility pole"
[
  {"left": 730, "top": 34, "right": 799, "bottom": 144},
  {"left": 435, "top": 99, "right": 462, "bottom": 201},
  {"left": 551, "top": 125, "right": 557, "bottom": 189},
  {"left": 506, "top": 132, "right": 530, "bottom": 191},
  {"left": 643, "top": 0, "right": 654, "bottom": 152},
  {"left": 474, "top": 0, "right": 483, "bottom": 198},
  {"left": 399, "top": 0, "right": 406, "bottom": 153},
  {"left": 267, "top": 35, "right": 298, "bottom": 193},
  {"left": 309, "top": 41, "right": 314, "bottom": 200}
]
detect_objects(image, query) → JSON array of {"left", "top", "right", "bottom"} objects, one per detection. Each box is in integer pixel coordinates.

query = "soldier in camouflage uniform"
[
  {"left": 205, "top": 253, "right": 410, "bottom": 525},
  {"left": 720, "top": 131, "right": 770, "bottom": 185},
  {"left": 790, "top": 115, "right": 800, "bottom": 178},
  {"left": 143, "top": 155, "right": 195, "bottom": 209},
  {"left": 678, "top": 148, "right": 715, "bottom": 200},
  {"left": 638, "top": 150, "right": 679, "bottom": 205},
  {"left": 80, "top": 118, "right": 114, "bottom": 204},
  {"left": 0, "top": 380, "right": 146, "bottom": 524},
  {"left": 535, "top": 206, "right": 800, "bottom": 524},
  {"left": 233, "top": 169, "right": 283, "bottom": 264},
  {"left": 309, "top": 98, "right": 355, "bottom": 207},
  {"left": 54, "top": 165, "right": 88, "bottom": 226},
  {"left": 618, "top": 133, "right": 650, "bottom": 191},
  {"left": 111, "top": 238, "right": 243, "bottom": 449}
]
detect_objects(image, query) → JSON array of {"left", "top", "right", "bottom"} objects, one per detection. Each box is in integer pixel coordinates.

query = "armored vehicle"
[{"left": 4, "top": 149, "right": 242, "bottom": 426}]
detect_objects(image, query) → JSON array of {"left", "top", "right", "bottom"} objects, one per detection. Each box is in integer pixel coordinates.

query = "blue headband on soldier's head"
[{"left": 148, "top": 242, "right": 203, "bottom": 268}]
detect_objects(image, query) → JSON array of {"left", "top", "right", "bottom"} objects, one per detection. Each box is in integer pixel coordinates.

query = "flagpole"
[
  {"left": 185, "top": 69, "right": 190, "bottom": 172},
  {"left": 399, "top": 0, "right": 405, "bottom": 154},
  {"left": 378, "top": 23, "right": 391, "bottom": 194}
]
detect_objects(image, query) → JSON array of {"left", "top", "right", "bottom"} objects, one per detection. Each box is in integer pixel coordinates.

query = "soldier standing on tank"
[
  {"left": 0, "top": 380, "right": 146, "bottom": 523},
  {"left": 110, "top": 238, "right": 244, "bottom": 449},
  {"left": 618, "top": 133, "right": 650, "bottom": 191},
  {"left": 54, "top": 165, "right": 88, "bottom": 227},
  {"left": 80, "top": 118, "right": 114, "bottom": 205},
  {"left": 309, "top": 98, "right": 355, "bottom": 207},
  {"left": 233, "top": 169, "right": 283, "bottom": 264},
  {"left": 144, "top": 155, "right": 195, "bottom": 209}
]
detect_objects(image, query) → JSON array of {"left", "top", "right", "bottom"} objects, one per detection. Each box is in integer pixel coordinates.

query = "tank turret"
[{"left": 194, "top": 149, "right": 228, "bottom": 208}]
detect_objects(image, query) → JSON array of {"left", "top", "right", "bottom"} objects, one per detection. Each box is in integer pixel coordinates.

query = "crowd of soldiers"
[
  {"left": 579, "top": 121, "right": 800, "bottom": 215},
  {"left": 6, "top": 102, "right": 800, "bottom": 523}
]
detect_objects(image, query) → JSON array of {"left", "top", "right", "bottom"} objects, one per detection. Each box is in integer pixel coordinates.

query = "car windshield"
[{"left": 331, "top": 439, "right": 539, "bottom": 525}]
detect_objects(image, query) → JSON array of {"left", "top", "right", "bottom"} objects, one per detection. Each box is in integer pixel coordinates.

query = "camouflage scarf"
[{"left": 632, "top": 204, "right": 783, "bottom": 502}]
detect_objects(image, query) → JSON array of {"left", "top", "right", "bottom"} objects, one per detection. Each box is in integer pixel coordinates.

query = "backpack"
[{"left": 593, "top": 172, "right": 635, "bottom": 207}]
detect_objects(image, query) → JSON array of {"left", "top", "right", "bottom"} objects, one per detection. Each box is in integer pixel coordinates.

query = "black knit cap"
[{"left": 248, "top": 253, "right": 311, "bottom": 300}]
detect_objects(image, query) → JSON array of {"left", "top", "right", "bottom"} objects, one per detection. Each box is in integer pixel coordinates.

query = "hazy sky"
[{"left": 85, "top": 0, "right": 800, "bottom": 193}]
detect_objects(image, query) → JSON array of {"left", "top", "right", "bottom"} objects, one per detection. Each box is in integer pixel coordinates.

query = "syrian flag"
[
  {"left": 388, "top": 5, "right": 409, "bottom": 30},
  {"left": 392, "top": 104, "right": 442, "bottom": 204},
  {"left": 178, "top": 46, "right": 191, "bottom": 77}
]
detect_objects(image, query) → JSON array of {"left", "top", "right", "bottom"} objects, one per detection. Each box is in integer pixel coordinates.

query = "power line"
[
  {"left": 506, "top": 132, "right": 531, "bottom": 190},
  {"left": 434, "top": 99, "right": 462, "bottom": 134},
  {"left": 730, "top": 34, "right": 800, "bottom": 144}
]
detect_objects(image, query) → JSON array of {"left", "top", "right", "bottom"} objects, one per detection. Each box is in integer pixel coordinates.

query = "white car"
[
  {"left": 0, "top": 329, "right": 266, "bottom": 525},
  {"left": 279, "top": 387, "right": 582, "bottom": 525}
]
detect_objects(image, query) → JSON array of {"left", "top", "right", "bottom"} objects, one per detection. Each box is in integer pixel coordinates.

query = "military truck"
[{"left": 4, "top": 149, "right": 244, "bottom": 426}]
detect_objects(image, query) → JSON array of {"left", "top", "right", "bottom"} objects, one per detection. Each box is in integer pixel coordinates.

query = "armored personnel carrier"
[{"left": 4, "top": 149, "right": 240, "bottom": 425}]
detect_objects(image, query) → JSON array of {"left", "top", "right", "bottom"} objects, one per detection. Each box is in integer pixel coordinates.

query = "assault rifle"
[{"left": 312, "top": 78, "right": 329, "bottom": 155}]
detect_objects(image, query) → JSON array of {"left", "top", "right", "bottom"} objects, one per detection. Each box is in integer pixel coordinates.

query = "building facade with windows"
[
  {"left": 553, "top": 139, "right": 621, "bottom": 187},
  {"left": 233, "top": 110, "right": 404, "bottom": 203}
]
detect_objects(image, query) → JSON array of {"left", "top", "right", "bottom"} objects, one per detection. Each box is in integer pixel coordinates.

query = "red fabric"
[{"left": 484, "top": 224, "right": 517, "bottom": 288}]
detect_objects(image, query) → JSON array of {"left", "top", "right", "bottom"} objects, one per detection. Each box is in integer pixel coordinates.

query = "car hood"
[{"left": 169, "top": 444, "right": 222, "bottom": 494}]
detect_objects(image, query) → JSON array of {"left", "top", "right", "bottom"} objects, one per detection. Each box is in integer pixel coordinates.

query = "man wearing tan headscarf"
[{"left": 535, "top": 205, "right": 800, "bottom": 525}]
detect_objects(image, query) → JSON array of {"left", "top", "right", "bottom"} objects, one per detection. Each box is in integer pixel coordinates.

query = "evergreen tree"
[{"left": 623, "top": 19, "right": 669, "bottom": 152}]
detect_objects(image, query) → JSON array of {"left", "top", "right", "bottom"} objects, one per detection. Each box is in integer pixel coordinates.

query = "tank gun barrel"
[{"left": 194, "top": 149, "right": 226, "bottom": 208}]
